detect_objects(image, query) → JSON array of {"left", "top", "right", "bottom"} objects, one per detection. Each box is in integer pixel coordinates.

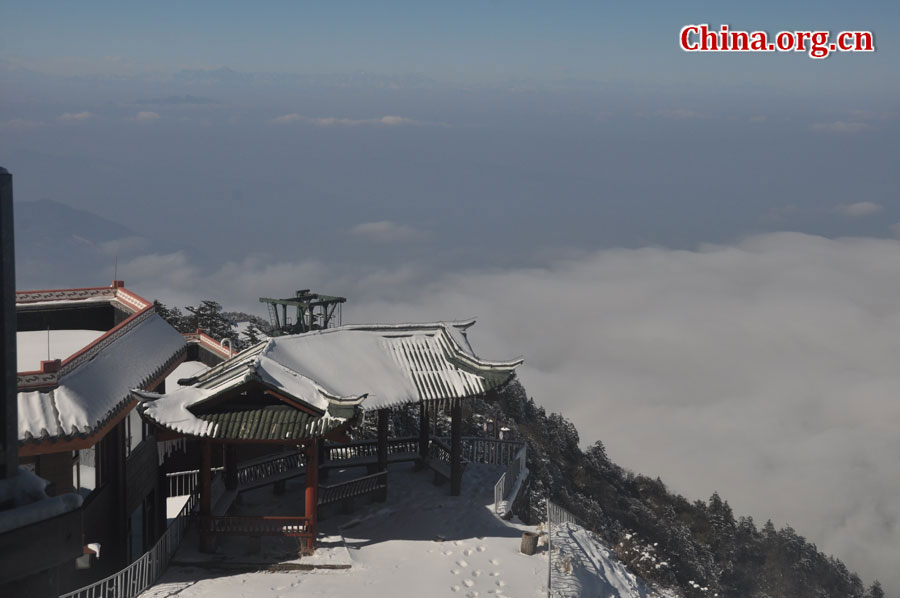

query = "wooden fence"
[
  {"left": 197, "top": 515, "right": 311, "bottom": 538},
  {"left": 235, "top": 451, "right": 304, "bottom": 487},
  {"left": 323, "top": 436, "right": 419, "bottom": 462},
  {"left": 318, "top": 471, "right": 388, "bottom": 506}
]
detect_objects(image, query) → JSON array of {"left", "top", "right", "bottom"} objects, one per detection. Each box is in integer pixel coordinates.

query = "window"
[
  {"left": 73, "top": 445, "right": 98, "bottom": 496},
  {"left": 125, "top": 408, "right": 145, "bottom": 458}
]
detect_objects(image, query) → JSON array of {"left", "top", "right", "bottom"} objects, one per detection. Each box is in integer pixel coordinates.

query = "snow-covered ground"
[
  {"left": 143, "top": 464, "right": 547, "bottom": 598},
  {"left": 142, "top": 464, "right": 673, "bottom": 598},
  {"left": 550, "top": 522, "right": 677, "bottom": 598},
  {"left": 16, "top": 329, "right": 105, "bottom": 371}
]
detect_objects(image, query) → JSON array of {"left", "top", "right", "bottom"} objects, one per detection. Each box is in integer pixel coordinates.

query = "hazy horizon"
[{"left": 3, "top": 0, "right": 899, "bottom": 593}]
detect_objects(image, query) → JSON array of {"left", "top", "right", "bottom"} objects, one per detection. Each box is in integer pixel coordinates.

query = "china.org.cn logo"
[{"left": 680, "top": 24, "right": 874, "bottom": 59}]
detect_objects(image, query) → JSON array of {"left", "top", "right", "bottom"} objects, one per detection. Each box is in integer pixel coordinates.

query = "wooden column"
[
  {"left": 199, "top": 440, "right": 215, "bottom": 553},
  {"left": 0, "top": 167, "right": 16, "bottom": 480},
  {"left": 224, "top": 445, "right": 238, "bottom": 490},
  {"left": 450, "top": 399, "right": 462, "bottom": 496},
  {"left": 377, "top": 408, "right": 389, "bottom": 473},
  {"left": 418, "top": 401, "right": 429, "bottom": 466},
  {"left": 303, "top": 441, "right": 319, "bottom": 555}
]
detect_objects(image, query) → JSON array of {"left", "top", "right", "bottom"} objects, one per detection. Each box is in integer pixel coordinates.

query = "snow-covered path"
[
  {"left": 549, "top": 522, "right": 672, "bottom": 598},
  {"left": 141, "top": 464, "right": 549, "bottom": 598}
]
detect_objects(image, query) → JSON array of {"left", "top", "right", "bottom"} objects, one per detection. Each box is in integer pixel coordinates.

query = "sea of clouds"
[{"left": 121, "top": 231, "right": 900, "bottom": 592}]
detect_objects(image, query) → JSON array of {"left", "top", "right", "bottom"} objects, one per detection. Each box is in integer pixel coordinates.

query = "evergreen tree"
[
  {"left": 868, "top": 580, "right": 884, "bottom": 598},
  {"left": 184, "top": 300, "right": 237, "bottom": 343}
]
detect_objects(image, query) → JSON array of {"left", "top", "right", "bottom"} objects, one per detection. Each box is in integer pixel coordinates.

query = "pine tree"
[
  {"left": 868, "top": 580, "right": 885, "bottom": 598},
  {"left": 184, "top": 300, "right": 237, "bottom": 343},
  {"left": 243, "top": 322, "right": 263, "bottom": 345}
]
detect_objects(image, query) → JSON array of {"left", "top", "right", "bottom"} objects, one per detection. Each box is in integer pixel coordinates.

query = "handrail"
[
  {"left": 60, "top": 479, "right": 197, "bottom": 598},
  {"left": 493, "top": 443, "right": 526, "bottom": 515},
  {"left": 318, "top": 471, "right": 387, "bottom": 505},
  {"left": 165, "top": 467, "right": 223, "bottom": 498},
  {"left": 428, "top": 437, "right": 453, "bottom": 464},
  {"left": 324, "top": 436, "right": 419, "bottom": 462},
  {"left": 547, "top": 499, "right": 579, "bottom": 598},
  {"left": 236, "top": 451, "right": 304, "bottom": 487},
  {"left": 198, "top": 515, "right": 311, "bottom": 538}
]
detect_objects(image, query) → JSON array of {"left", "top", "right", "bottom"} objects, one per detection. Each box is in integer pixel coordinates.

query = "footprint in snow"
[
  {"left": 454, "top": 540, "right": 464, "bottom": 546},
  {"left": 457, "top": 560, "right": 469, "bottom": 568},
  {"left": 489, "top": 572, "right": 501, "bottom": 577},
  {"left": 466, "top": 591, "right": 479, "bottom": 598},
  {"left": 496, "top": 580, "right": 507, "bottom": 587},
  {"left": 451, "top": 569, "right": 461, "bottom": 575},
  {"left": 450, "top": 585, "right": 461, "bottom": 592},
  {"left": 476, "top": 546, "right": 486, "bottom": 552},
  {"left": 463, "top": 579, "right": 474, "bottom": 588},
  {"left": 472, "top": 570, "right": 483, "bottom": 577},
  {"left": 489, "top": 559, "right": 500, "bottom": 566},
  {"left": 463, "top": 549, "right": 473, "bottom": 556},
  {"left": 443, "top": 550, "right": 454, "bottom": 556}
]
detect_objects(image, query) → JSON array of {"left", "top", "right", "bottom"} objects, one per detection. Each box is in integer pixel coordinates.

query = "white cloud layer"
[
  {"left": 834, "top": 201, "right": 883, "bottom": 217},
  {"left": 809, "top": 121, "right": 872, "bottom": 133},
  {"left": 349, "top": 220, "right": 425, "bottom": 243},
  {"left": 120, "top": 232, "right": 900, "bottom": 592},
  {"left": 135, "top": 111, "right": 160, "bottom": 122},
  {"left": 269, "top": 113, "right": 445, "bottom": 127},
  {"left": 58, "top": 111, "right": 92, "bottom": 122}
]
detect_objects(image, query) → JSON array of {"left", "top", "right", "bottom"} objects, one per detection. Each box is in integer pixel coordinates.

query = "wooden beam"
[
  {"left": 263, "top": 389, "right": 325, "bottom": 417},
  {"left": 199, "top": 440, "right": 215, "bottom": 553},
  {"left": 450, "top": 399, "right": 462, "bottom": 496},
  {"left": 200, "top": 441, "right": 212, "bottom": 516},
  {"left": 377, "top": 408, "right": 389, "bottom": 473},
  {"left": 418, "top": 401, "right": 429, "bottom": 463}
]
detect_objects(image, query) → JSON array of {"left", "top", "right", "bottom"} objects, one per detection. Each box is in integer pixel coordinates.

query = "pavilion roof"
[{"left": 134, "top": 319, "right": 522, "bottom": 440}]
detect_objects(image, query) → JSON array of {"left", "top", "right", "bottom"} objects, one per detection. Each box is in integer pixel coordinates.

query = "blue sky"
[{"left": 2, "top": 1, "right": 898, "bottom": 93}]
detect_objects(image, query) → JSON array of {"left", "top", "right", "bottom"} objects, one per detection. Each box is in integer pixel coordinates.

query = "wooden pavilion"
[{"left": 135, "top": 319, "right": 522, "bottom": 554}]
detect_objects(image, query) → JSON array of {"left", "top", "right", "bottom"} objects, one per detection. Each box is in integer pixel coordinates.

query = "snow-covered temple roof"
[
  {"left": 135, "top": 320, "right": 522, "bottom": 441},
  {"left": 16, "top": 283, "right": 186, "bottom": 448}
]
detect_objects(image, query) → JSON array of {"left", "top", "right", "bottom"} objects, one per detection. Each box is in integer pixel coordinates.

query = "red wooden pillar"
[
  {"left": 304, "top": 441, "right": 319, "bottom": 555},
  {"left": 199, "top": 440, "right": 215, "bottom": 552},
  {"left": 377, "top": 408, "right": 389, "bottom": 473},
  {"left": 450, "top": 399, "right": 462, "bottom": 496}
]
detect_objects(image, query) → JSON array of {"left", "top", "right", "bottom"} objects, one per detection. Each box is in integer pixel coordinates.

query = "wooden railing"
[
  {"left": 318, "top": 471, "right": 387, "bottom": 506},
  {"left": 60, "top": 482, "right": 197, "bottom": 598},
  {"left": 428, "top": 437, "right": 453, "bottom": 464},
  {"left": 198, "top": 515, "right": 311, "bottom": 538},
  {"left": 323, "top": 436, "right": 419, "bottom": 462},
  {"left": 236, "top": 451, "right": 304, "bottom": 487}
]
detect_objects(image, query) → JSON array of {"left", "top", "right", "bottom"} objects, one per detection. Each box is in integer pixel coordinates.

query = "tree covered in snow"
[
  {"left": 467, "top": 381, "right": 883, "bottom": 598},
  {"left": 154, "top": 299, "right": 240, "bottom": 347}
]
